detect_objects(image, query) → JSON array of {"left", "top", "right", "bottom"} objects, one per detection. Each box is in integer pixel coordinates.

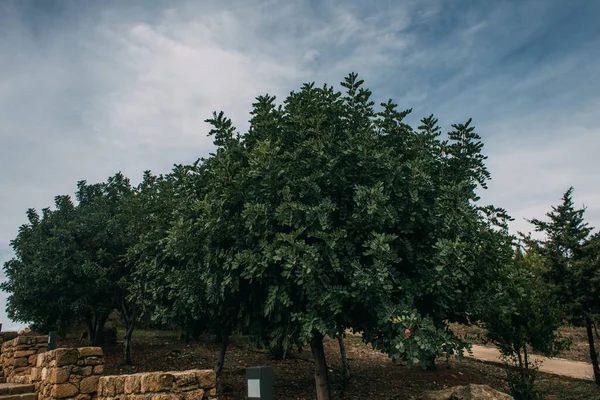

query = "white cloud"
[{"left": 1, "top": 0, "right": 599, "bottom": 330}]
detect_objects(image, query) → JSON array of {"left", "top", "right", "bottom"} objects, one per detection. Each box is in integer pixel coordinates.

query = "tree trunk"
[
  {"left": 123, "top": 324, "right": 135, "bottom": 365},
  {"left": 87, "top": 313, "right": 109, "bottom": 346},
  {"left": 516, "top": 347, "right": 527, "bottom": 389},
  {"left": 337, "top": 333, "right": 351, "bottom": 382},
  {"left": 119, "top": 303, "right": 138, "bottom": 365},
  {"left": 85, "top": 319, "right": 97, "bottom": 346},
  {"left": 310, "top": 332, "right": 331, "bottom": 400},
  {"left": 214, "top": 333, "right": 229, "bottom": 377},
  {"left": 585, "top": 317, "right": 600, "bottom": 385}
]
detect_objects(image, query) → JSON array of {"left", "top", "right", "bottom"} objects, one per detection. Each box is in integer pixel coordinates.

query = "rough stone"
[
  {"left": 36, "top": 354, "right": 45, "bottom": 368},
  {"left": 153, "top": 394, "right": 181, "bottom": 400},
  {"left": 49, "top": 368, "right": 71, "bottom": 384},
  {"left": 141, "top": 373, "right": 175, "bottom": 393},
  {"left": 83, "top": 358, "right": 103, "bottom": 366},
  {"left": 55, "top": 349, "right": 79, "bottom": 367},
  {"left": 173, "top": 371, "right": 197, "bottom": 389},
  {"left": 93, "top": 365, "right": 104, "bottom": 375},
  {"left": 80, "top": 375, "right": 99, "bottom": 394},
  {"left": 208, "top": 388, "right": 216, "bottom": 396},
  {"left": 16, "top": 336, "right": 30, "bottom": 345},
  {"left": 77, "top": 348, "right": 103, "bottom": 358},
  {"left": 114, "top": 376, "right": 126, "bottom": 394},
  {"left": 52, "top": 382, "right": 79, "bottom": 399},
  {"left": 76, "top": 394, "right": 92, "bottom": 400},
  {"left": 99, "top": 377, "right": 116, "bottom": 397},
  {"left": 14, "top": 350, "right": 36, "bottom": 358},
  {"left": 73, "top": 366, "right": 93, "bottom": 376},
  {"left": 421, "top": 384, "right": 514, "bottom": 400},
  {"left": 124, "top": 375, "right": 142, "bottom": 394},
  {"left": 13, "top": 358, "right": 28, "bottom": 368},
  {"left": 195, "top": 370, "right": 216, "bottom": 389},
  {"left": 183, "top": 390, "right": 205, "bottom": 400}
]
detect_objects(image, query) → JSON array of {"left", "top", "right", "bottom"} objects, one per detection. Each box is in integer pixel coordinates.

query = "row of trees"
[{"left": 2, "top": 74, "right": 598, "bottom": 399}]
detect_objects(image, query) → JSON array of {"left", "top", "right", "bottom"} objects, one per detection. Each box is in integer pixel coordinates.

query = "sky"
[{"left": 1, "top": 0, "right": 599, "bottom": 330}]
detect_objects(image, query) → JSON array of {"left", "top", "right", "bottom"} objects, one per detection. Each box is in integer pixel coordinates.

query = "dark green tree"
[
  {"left": 171, "top": 74, "right": 510, "bottom": 399},
  {"left": 528, "top": 187, "right": 600, "bottom": 384},
  {"left": 3, "top": 172, "right": 139, "bottom": 360},
  {"left": 483, "top": 248, "right": 568, "bottom": 399}
]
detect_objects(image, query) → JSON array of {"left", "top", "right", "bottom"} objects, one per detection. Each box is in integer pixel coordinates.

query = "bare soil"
[{"left": 57, "top": 330, "right": 599, "bottom": 400}]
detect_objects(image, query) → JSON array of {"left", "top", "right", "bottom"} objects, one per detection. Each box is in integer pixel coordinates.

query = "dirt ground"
[{"left": 57, "top": 330, "right": 599, "bottom": 400}]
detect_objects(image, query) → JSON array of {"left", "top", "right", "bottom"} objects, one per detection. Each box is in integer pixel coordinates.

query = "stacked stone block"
[
  {"left": 31, "top": 347, "right": 104, "bottom": 400},
  {"left": 96, "top": 370, "right": 217, "bottom": 400},
  {"left": 1, "top": 335, "right": 48, "bottom": 384}
]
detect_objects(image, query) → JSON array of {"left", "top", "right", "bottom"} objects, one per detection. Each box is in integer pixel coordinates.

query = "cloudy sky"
[{"left": 1, "top": 0, "right": 599, "bottom": 330}]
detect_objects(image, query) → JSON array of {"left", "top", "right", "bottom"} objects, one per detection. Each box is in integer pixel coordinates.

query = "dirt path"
[{"left": 468, "top": 345, "right": 595, "bottom": 381}]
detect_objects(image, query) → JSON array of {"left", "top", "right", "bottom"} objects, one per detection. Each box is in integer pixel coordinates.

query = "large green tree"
[
  {"left": 2, "top": 173, "right": 137, "bottom": 354},
  {"left": 528, "top": 187, "right": 600, "bottom": 384},
  {"left": 169, "top": 74, "right": 510, "bottom": 399}
]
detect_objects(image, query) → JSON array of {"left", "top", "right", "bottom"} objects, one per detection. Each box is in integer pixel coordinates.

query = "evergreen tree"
[{"left": 528, "top": 187, "right": 600, "bottom": 384}]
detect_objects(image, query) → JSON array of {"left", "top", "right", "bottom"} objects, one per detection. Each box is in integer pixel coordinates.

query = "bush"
[{"left": 483, "top": 249, "right": 568, "bottom": 399}]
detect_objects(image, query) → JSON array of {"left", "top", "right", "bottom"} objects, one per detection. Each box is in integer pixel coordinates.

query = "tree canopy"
[{"left": 3, "top": 74, "right": 535, "bottom": 399}]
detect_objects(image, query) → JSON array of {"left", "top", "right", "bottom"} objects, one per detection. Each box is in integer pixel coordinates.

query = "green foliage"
[
  {"left": 527, "top": 187, "right": 600, "bottom": 384},
  {"left": 167, "top": 73, "right": 512, "bottom": 374},
  {"left": 2, "top": 173, "right": 136, "bottom": 345},
  {"left": 2, "top": 74, "right": 515, "bottom": 397},
  {"left": 483, "top": 249, "right": 568, "bottom": 399}
]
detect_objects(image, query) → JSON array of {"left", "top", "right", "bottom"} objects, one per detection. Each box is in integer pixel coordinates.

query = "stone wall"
[
  {"left": 1, "top": 335, "right": 48, "bottom": 383},
  {"left": 32, "top": 347, "right": 104, "bottom": 400},
  {"left": 0, "top": 332, "right": 19, "bottom": 383},
  {"left": 0, "top": 332, "right": 19, "bottom": 343},
  {"left": 0, "top": 335, "right": 219, "bottom": 400},
  {"left": 96, "top": 370, "right": 217, "bottom": 400}
]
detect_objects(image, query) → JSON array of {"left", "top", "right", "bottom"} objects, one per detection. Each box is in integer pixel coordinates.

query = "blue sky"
[{"left": 1, "top": 0, "right": 599, "bottom": 330}]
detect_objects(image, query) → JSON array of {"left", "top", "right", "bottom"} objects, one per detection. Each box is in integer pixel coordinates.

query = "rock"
[
  {"left": 195, "top": 370, "right": 216, "bottom": 389},
  {"left": 98, "top": 377, "right": 115, "bottom": 397},
  {"left": 141, "top": 373, "right": 175, "bottom": 393},
  {"left": 93, "top": 365, "right": 104, "bottom": 375},
  {"left": 49, "top": 367, "right": 71, "bottom": 384},
  {"left": 72, "top": 366, "right": 93, "bottom": 376},
  {"left": 124, "top": 374, "right": 142, "bottom": 394},
  {"left": 114, "top": 375, "right": 126, "bottom": 394},
  {"left": 83, "top": 357, "right": 103, "bottom": 366},
  {"left": 77, "top": 347, "right": 103, "bottom": 358},
  {"left": 173, "top": 371, "right": 197, "bottom": 389},
  {"left": 421, "top": 384, "right": 514, "bottom": 400},
  {"left": 13, "top": 357, "right": 28, "bottom": 367},
  {"left": 153, "top": 394, "right": 181, "bottom": 400},
  {"left": 14, "top": 350, "right": 36, "bottom": 358},
  {"left": 80, "top": 375, "right": 99, "bottom": 394},
  {"left": 51, "top": 382, "right": 79, "bottom": 399},
  {"left": 55, "top": 349, "right": 79, "bottom": 367},
  {"left": 183, "top": 390, "right": 205, "bottom": 400}
]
